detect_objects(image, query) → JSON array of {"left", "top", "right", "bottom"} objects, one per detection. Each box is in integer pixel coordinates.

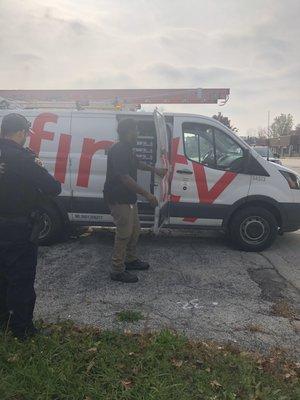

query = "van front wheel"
[{"left": 229, "top": 206, "right": 278, "bottom": 252}]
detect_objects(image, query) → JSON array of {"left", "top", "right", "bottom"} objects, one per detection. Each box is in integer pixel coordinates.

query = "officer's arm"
[{"left": 14, "top": 155, "right": 61, "bottom": 196}]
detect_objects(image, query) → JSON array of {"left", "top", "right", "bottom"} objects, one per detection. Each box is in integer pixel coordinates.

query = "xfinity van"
[{"left": 1, "top": 109, "right": 300, "bottom": 252}]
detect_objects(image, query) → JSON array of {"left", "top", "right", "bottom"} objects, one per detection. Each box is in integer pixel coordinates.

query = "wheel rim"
[
  {"left": 39, "top": 213, "right": 52, "bottom": 240},
  {"left": 240, "top": 216, "right": 270, "bottom": 245}
]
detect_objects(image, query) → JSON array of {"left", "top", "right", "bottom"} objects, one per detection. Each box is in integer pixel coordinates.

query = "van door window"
[
  {"left": 183, "top": 123, "right": 215, "bottom": 166},
  {"left": 183, "top": 123, "right": 244, "bottom": 171},
  {"left": 214, "top": 128, "right": 244, "bottom": 170}
]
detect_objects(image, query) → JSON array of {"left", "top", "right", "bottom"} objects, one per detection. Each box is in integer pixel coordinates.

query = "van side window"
[
  {"left": 183, "top": 123, "right": 215, "bottom": 166},
  {"left": 183, "top": 123, "right": 244, "bottom": 171},
  {"left": 214, "top": 128, "right": 244, "bottom": 170}
]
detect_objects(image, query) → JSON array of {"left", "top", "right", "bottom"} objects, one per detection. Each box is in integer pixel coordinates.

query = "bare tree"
[
  {"left": 212, "top": 112, "right": 238, "bottom": 132},
  {"left": 257, "top": 127, "right": 268, "bottom": 138}
]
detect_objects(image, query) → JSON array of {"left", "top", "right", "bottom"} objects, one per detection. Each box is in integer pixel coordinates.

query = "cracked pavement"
[{"left": 35, "top": 228, "right": 300, "bottom": 358}]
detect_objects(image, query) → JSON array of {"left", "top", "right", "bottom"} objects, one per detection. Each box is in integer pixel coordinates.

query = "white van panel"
[
  {"left": 69, "top": 112, "right": 116, "bottom": 198},
  {"left": 248, "top": 153, "right": 293, "bottom": 203}
]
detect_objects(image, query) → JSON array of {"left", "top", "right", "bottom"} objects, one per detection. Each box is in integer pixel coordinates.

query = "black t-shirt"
[
  {"left": 0, "top": 138, "right": 61, "bottom": 217},
  {"left": 104, "top": 141, "right": 138, "bottom": 205}
]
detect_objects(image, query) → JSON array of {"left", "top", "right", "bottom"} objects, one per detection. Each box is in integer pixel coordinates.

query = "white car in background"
[{"left": 252, "top": 146, "right": 282, "bottom": 165}]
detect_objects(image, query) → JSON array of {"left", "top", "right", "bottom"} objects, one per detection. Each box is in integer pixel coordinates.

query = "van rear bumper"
[{"left": 280, "top": 203, "right": 300, "bottom": 232}]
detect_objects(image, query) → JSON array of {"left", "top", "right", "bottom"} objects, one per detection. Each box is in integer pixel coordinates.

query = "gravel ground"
[{"left": 35, "top": 228, "right": 300, "bottom": 359}]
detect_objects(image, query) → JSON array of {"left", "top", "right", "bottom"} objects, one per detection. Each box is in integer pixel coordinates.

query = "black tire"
[
  {"left": 38, "top": 203, "right": 64, "bottom": 245},
  {"left": 229, "top": 206, "right": 278, "bottom": 252}
]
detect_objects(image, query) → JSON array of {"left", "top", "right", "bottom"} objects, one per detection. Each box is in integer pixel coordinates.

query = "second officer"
[{"left": 0, "top": 113, "right": 61, "bottom": 340}]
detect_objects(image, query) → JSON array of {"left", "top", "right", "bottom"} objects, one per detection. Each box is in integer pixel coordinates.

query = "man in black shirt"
[
  {"left": 104, "top": 118, "right": 166, "bottom": 283},
  {"left": 0, "top": 113, "right": 61, "bottom": 339}
]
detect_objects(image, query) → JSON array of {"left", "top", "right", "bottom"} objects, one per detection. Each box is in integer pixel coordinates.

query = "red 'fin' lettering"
[
  {"left": 77, "top": 139, "right": 113, "bottom": 188},
  {"left": 29, "top": 113, "right": 56, "bottom": 155},
  {"left": 54, "top": 134, "right": 72, "bottom": 183}
]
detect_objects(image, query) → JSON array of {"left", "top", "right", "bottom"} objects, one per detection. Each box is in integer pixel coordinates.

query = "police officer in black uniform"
[{"left": 0, "top": 113, "right": 61, "bottom": 340}]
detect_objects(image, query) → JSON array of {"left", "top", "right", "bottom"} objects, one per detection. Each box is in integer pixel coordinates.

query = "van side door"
[
  {"left": 170, "top": 116, "right": 251, "bottom": 227},
  {"left": 153, "top": 110, "right": 171, "bottom": 232}
]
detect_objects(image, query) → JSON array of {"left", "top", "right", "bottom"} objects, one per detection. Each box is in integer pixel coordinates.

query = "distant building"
[
  {"left": 241, "top": 136, "right": 268, "bottom": 146},
  {"left": 242, "top": 131, "right": 300, "bottom": 156},
  {"left": 269, "top": 131, "right": 300, "bottom": 157}
]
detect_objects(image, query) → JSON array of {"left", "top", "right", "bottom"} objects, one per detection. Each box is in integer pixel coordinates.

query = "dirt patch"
[
  {"left": 247, "top": 267, "right": 287, "bottom": 301},
  {"left": 271, "top": 300, "right": 298, "bottom": 320}
]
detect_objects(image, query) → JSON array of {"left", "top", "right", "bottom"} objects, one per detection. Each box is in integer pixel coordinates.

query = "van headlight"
[{"left": 279, "top": 170, "right": 300, "bottom": 190}]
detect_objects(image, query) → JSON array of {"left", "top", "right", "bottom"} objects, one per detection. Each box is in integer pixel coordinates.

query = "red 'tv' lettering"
[
  {"left": 54, "top": 134, "right": 72, "bottom": 183},
  {"left": 29, "top": 113, "right": 57, "bottom": 155},
  {"left": 171, "top": 137, "right": 187, "bottom": 169},
  {"left": 77, "top": 138, "right": 113, "bottom": 187},
  {"left": 192, "top": 162, "right": 237, "bottom": 204}
]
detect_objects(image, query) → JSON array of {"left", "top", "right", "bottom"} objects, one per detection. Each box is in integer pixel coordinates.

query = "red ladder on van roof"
[{"left": 0, "top": 88, "right": 230, "bottom": 110}]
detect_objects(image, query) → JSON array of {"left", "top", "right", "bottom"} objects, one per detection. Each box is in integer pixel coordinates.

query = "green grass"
[
  {"left": 0, "top": 322, "right": 299, "bottom": 400},
  {"left": 116, "top": 310, "right": 145, "bottom": 323}
]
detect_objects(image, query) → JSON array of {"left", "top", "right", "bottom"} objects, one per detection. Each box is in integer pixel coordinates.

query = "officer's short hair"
[
  {"left": 117, "top": 118, "right": 137, "bottom": 137},
  {"left": 1, "top": 113, "right": 31, "bottom": 137}
]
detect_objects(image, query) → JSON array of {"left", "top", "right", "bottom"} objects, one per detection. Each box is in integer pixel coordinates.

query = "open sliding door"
[{"left": 153, "top": 110, "right": 171, "bottom": 233}]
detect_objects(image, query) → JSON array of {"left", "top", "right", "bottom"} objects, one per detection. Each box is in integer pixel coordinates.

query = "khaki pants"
[{"left": 110, "top": 204, "right": 140, "bottom": 273}]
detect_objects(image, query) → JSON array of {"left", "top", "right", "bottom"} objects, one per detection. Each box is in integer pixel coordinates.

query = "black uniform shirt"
[
  {"left": 0, "top": 138, "right": 61, "bottom": 217},
  {"left": 104, "top": 141, "right": 138, "bottom": 205}
]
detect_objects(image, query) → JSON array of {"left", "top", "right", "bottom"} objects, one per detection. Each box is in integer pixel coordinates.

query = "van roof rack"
[{"left": 0, "top": 88, "right": 230, "bottom": 111}]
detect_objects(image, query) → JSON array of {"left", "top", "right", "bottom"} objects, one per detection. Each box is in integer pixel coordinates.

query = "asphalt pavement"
[{"left": 35, "top": 227, "right": 300, "bottom": 359}]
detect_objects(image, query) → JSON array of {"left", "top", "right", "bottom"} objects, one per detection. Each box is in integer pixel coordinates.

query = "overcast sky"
[{"left": 0, "top": 0, "right": 299, "bottom": 134}]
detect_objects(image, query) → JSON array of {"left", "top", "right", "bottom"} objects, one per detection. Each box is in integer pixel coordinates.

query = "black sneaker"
[
  {"left": 110, "top": 271, "right": 139, "bottom": 283},
  {"left": 125, "top": 259, "right": 150, "bottom": 271},
  {"left": 0, "top": 319, "right": 8, "bottom": 332},
  {"left": 12, "top": 326, "right": 39, "bottom": 341},
  {"left": 0, "top": 312, "right": 10, "bottom": 332}
]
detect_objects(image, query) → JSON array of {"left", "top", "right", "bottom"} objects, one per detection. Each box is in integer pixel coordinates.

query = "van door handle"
[{"left": 176, "top": 169, "right": 193, "bottom": 175}]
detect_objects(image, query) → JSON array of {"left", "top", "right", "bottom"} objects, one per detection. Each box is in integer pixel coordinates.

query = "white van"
[{"left": 1, "top": 109, "right": 300, "bottom": 251}]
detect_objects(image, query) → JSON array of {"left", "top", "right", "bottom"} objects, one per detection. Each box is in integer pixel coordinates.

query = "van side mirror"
[
  {"left": 244, "top": 148, "right": 250, "bottom": 162},
  {"left": 229, "top": 149, "right": 249, "bottom": 173},
  {"left": 242, "top": 148, "right": 251, "bottom": 173},
  {"left": 243, "top": 148, "right": 269, "bottom": 176},
  {"left": 244, "top": 148, "right": 250, "bottom": 158}
]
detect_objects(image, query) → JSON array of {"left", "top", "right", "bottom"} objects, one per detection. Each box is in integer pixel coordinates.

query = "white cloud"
[{"left": 0, "top": 0, "right": 299, "bottom": 132}]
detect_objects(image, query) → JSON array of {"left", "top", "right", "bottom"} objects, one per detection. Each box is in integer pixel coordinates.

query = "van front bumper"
[{"left": 280, "top": 203, "right": 300, "bottom": 232}]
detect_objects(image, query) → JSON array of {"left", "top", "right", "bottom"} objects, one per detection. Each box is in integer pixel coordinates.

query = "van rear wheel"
[
  {"left": 38, "top": 203, "right": 64, "bottom": 246},
  {"left": 229, "top": 206, "right": 278, "bottom": 252}
]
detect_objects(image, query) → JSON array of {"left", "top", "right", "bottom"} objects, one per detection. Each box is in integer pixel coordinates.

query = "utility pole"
[{"left": 267, "top": 111, "right": 270, "bottom": 160}]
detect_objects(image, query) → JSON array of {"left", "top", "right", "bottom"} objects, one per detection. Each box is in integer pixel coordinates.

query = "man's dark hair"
[
  {"left": 1, "top": 113, "right": 31, "bottom": 138},
  {"left": 117, "top": 118, "right": 137, "bottom": 137}
]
